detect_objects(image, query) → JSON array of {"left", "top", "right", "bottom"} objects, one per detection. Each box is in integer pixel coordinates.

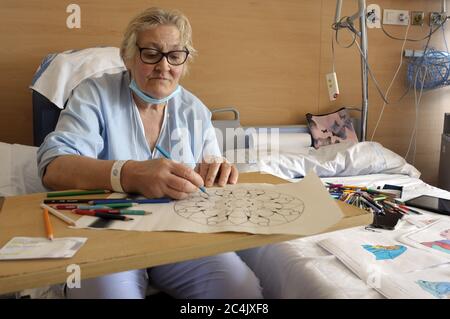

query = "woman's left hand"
[{"left": 196, "top": 157, "right": 239, "bottom": 187}]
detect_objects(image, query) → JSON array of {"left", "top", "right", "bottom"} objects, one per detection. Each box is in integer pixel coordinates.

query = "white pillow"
[
  {"left": 30, "top": 47, "right": 126, "bottom": 109},
  {"left": 11, "top": 144, "right": 47, "bottom": 194},
  {"left": 0, "top": 142, "right": 47, "bottom": 196},
  {"left": 0, "top": 142, "right": 14, "bottom": 196}
]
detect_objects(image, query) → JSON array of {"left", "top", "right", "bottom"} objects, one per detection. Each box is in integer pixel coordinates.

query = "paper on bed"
[
  {"left": 375, "top": 264, "right": 450, "bottom": 299},
  {"left": 399, "top": 219, "right": 450, "bottom": 259},
  {"left": 318, "top": 230, "right": 449, "bottom": 278},
  {"left": 74, "top": 172, "right": 343, "bottom": 236}
]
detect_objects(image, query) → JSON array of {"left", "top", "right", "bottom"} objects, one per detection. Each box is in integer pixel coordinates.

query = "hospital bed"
[
  {"left": 210, "top": 103, "right": 450, "bottom": 299},
  {"left": 213, "top": 119, "right": 450, "bottom": 298},
  {"left": 8, "top": 47, "right": 449, "bottom": 299}
]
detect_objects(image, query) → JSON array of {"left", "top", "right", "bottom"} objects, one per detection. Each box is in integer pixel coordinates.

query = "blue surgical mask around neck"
[{"left": 129, "top": 79, "right": 181, "bottom": 105}]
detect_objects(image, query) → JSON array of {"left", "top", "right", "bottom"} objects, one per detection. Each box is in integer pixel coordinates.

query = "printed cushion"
[{"left": 306, "top": 108, "right": 359, "bottom": 149}]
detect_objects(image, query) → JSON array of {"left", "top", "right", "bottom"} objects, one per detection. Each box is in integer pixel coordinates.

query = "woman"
[{"left": 37, "top": 7, "right": 262, "bottom": 299}]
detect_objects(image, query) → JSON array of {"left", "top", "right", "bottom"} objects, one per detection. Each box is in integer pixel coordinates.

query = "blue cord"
[{"left": 407, "top": 48, "right": 450, "bottom": 90}]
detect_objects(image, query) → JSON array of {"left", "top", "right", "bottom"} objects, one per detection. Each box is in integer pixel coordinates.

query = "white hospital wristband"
[{"left": 110, "top": 160, "right": 128, "bottom": 193}]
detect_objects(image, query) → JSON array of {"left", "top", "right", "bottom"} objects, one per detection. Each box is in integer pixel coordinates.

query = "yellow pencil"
[{"left": 43, "top": 207, "right": 54, "bottom": 241}]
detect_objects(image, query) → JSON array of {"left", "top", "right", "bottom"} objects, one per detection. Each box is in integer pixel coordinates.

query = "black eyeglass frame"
[{"left": 137, "top": 46, "right": 190, "bottom": 66}]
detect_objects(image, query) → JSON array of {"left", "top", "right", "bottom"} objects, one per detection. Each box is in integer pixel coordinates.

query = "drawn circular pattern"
[{"left": 174, "top": 188, "right": 305, "bottom": 227}]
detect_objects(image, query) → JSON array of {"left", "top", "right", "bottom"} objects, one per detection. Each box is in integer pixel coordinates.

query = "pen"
[
  {"left": 73, "top": 208, "right": 150, "bottom": 216},
  {"left": 155, "top": 144, "right": 208, "bottom": 196},
  {"left": 47, "top": 189, "right": 111, "bottom": 198},
  {"left": 72, "top": 210, "right": 133, "bottom": 221},
  {"left": 43, "top": 207, "right": 54, "bottom": 241},
  {"left": 40, "top": 203, "right": 77, "bottom": 226}
]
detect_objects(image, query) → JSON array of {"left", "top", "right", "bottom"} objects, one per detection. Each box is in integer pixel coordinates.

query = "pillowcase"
[
  {"left": 0, "top": 142, "right": 13, "bottom": 196},
  {"left": 0, "top": 142, "right": 47, "bottom": 196},
  {"left": 11, "top": 144, "right": 47, "bottom": 194},
  {"left": 306, "top": 107, "right": 359, "bottom": 149}
]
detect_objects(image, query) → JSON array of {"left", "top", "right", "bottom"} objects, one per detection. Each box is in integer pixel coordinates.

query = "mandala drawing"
[{"left": 174, "top": 188, "right": 305, "bottom": 227}]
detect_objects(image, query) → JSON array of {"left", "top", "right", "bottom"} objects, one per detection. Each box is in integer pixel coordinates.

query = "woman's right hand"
[{"left": 121, "top": 159, "right": 205, "bottom": 200}]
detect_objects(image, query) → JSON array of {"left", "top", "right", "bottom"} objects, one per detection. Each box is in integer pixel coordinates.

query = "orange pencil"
[{"left": 43, "top": 208, "right": 54, "bottom": 241}]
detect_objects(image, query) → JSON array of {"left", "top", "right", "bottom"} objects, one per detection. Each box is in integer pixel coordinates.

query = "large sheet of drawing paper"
[{"left": 74, "top": 173, "right": 343, "bottom": 235}]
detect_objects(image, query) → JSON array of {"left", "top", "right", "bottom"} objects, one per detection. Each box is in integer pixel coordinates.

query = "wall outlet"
[
  {"left": 367, "top": 4, "right": 381, "bottom": 29},
  {"left": 411, "top": 11, "right": 425, "bottom": 26},
  {"left": 383, "top": 9, "right": 410, "bottom": 25},
  {"left": 430, "top": 12, "right": 447, "bottom": 26}
]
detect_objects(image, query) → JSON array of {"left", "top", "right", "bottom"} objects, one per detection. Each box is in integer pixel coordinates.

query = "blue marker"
[{"left": 155, "top": 145, "right": 209, "bottom": 196}]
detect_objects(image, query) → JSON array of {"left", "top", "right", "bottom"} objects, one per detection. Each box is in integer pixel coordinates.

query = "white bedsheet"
[{"left": 237, "top": 174, "right": 450, "bottom": 299}]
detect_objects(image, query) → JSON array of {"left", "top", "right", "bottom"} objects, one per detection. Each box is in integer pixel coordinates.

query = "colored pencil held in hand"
[{"left": 155, "top": 144, "right": 209, "bottom": 196}]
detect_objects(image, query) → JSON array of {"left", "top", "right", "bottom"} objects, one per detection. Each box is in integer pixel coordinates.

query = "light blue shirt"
[{"left": 37, "top": 71, "right": 221, "bottom": 179}]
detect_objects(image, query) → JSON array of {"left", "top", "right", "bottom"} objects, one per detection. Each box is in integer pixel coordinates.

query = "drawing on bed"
[
  {"left": 174, "top": 188, "right": 305, "bottom": 227},
  {"left": 421, "top": 229, "right": 450, "bottom": 255},
  {"left": 362, "top": 244, "right": 407, "bottom": 260},
  {"left": 416, "top": 280, "right": 450, "bottom": 299}
]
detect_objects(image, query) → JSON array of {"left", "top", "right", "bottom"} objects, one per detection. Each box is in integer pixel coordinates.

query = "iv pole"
[
  {"left": 335, "top": 0, "right": 447, "bottom": 142},
  {"left": 334, "top": 0, "right": 369, "bottom": 141},
  {"left": 359, "top": 0, "right": 369, "bottom": 142}
]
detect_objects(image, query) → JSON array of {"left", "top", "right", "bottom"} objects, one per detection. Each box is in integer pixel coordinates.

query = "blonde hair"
[{"left": 120, "top": 7, "right": 196, "bottom": 73}]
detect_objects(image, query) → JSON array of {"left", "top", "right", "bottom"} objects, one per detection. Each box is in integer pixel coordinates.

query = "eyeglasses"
[{"left": 137, "top": 46, "right": 190, "bottom": 66}]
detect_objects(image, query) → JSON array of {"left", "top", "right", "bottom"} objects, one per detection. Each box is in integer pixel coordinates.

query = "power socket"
[
  {"left": 411, "top": 11, "right": 424, "bottom": 26},
  {"left": 383, "top": 9, "right": 410, "bottom": 26},
  {"left": 326, "top": 72, "right": 339, "bottom": 101},
  {"left": 430, "top": 12, "right": 447, "bottom": 26},
  {"left": 367, "top": 4, "right": 381, "bottom": 29}
]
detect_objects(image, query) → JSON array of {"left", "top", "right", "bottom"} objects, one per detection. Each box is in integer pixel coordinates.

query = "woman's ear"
[{"left": 121, "top": 54, "right": 134, "bottom": 74}]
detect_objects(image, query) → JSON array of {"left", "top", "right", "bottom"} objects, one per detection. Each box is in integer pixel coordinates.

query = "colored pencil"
[
  {"left": 73, "top": 210, "right": 133, "bottom": 221},
  {"left": 43, "top": 207, "right": 54, "bottom": 241},
  {"left": 399, "top": 205, "right": 423, "bottom": 215},
  {"left": 47, "top": 189, "right": 111, "bottom": 198},
  {"left": 90, "top": 198, "right": 171, "bottom": 205},
  {"left": 53, "top": 204, "right": 79, "bottom": 210},
  {"left": 40, "top": 203, "right": 77, "bottom": 226},
  {"left": 44, "top": 199, "right": 94, "bottom": 204},
  {"left": 73, "top": 208, "right": 150, "bottom": 216},
  {"left": 155, "top": 144, "right": 209, "bottom": 196}
]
